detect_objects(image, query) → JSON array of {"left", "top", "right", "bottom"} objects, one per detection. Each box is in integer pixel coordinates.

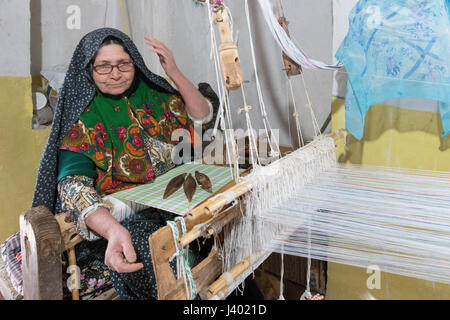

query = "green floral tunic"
[{"left": 59, "top": 76, "right": 199, "bottom": 195}]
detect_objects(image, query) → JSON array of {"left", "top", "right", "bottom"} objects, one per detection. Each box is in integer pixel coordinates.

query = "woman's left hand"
[{"left": 145, "top": 36, "right": 180, "bottom": 79}]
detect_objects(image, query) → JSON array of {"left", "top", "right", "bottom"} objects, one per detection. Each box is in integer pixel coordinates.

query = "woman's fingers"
[
  {"left": 109, "top": 252, "right": 144, "bottom": 273},
  {"left": 145, "top": 36, "right": 179, "bottom": 78},
  {"left": 104, "top": 228, "right": 144, "bottom": 273},
  {"left": 145, "top": 36, "right": 166, "bottom": 49},
  {"left": 145, "top": 37, "right": 172, "bottom": 58},
  {"left": 122, "top": 241, "right": 137, "bottom": 264}
]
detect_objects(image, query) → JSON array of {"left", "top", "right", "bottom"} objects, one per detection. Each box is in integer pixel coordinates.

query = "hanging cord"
[
  {"left": 278, "top": 245, "right": 285, "bottom": 300},
  {"left": 167, "top": 217, "right": 197, "bottom": 299},
  {"left": 206, "top": 1, "right": 239, "bottom": 181},
  {"left": 300, "top": 73, "right": 321, "bottom": 137},
  {"left": 288, "top": 77, "right": 304, "bottom": 147},
  {"left": 278, "top": 0, "right": 286, "bottom": 18},
  {"left": 300, "top": 215, "right": 313, "bottom": 300},
  {"left": 238, "top": 78, "right": 260, "bottom": 169},
  {"left": 244, "top": 0, "right": 281, "bottom": 158},
  {"left": 221, "top": 5, "right": 241, "bottom": 181},
  {"left": 119, "top": 0, "right": 128, "bottom": 35}
]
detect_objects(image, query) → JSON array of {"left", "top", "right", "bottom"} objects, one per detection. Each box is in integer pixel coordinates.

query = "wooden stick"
[
  {"left": 214, "top": 4, "right": 243, "bottom": 90},
  {"left": 208, "top": 256, "right": 252, "bottom": 296},
  {"left": 179, "top": 204, "right": 240, "bottom": 248},
  {"left": 67, "top": 247, "right": 79, "bottom": 300}
]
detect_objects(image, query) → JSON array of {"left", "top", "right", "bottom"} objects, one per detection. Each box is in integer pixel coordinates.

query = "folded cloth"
[
  {"left": 0, "top": 232, "right": 23, "bottom": 296},
  {"left": 336, "top": 0, "right": 450, "bottom": 139}
]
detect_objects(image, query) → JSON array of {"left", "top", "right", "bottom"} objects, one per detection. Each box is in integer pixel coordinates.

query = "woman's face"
[{"left": 92, "top": 43, "right": 135, "bottom": 95}]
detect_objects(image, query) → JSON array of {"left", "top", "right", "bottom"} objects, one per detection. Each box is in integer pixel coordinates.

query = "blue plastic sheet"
[{"left": 336, "top": 0, "right": 450, "bottom": 139}]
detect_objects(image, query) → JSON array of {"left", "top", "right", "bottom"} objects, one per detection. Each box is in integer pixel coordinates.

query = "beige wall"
[
  {"left": 0, "top": 0, "right": 49, "bottom": 242},
  {"left": 0, "top": 77, "right": 49, "bottom": 242}
]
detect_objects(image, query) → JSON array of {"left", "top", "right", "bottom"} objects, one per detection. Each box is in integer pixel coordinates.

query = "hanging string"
[
  {"left": 238, "top": 78, "right": 260, "bottom": 169},
  {"left": 167, "top": 217, "right": 197, "bottom": 299},
  {"left": 299, "top": 73, "right": 321, "bottom": 137},
  {"left": 205, "top": 0, "right": 240, "bottom": 180},
  {"left": 278, "top": 0, "right": 286, "bottom": 18},
  {"left": 278, "top": 244, "right": 285, "bottom": 300},
  {"left": 288, "top": 77, "right": 304, "bottom": 147},
  {"left": 244, "top": 0, "right": 281, "bottom": 158},
  {"left": 119, "top": 0, "right": 128, "bottom": 35},
  {"left": 300, "top": 212, "right": 313, "bottom": 300}
]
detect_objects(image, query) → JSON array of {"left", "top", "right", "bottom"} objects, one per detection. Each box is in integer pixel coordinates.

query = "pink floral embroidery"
[
  {"left": 96, "top": 137, "right": 105, "bottom": 149},
  {"left": 118, "top": 126, "right": 126, "bottom": 135},
  {"left": 94, "top": 123, "right": 105, "bottom": 132},
  {"left": 96, "top": 279, "right": 105, "bottom": 288},
  {"left": 146, "top": 169, "right": 155, "bottom": 181},
  {"left": 80, "top": 142, "right": 90, "bottom": 150},
  {"left": 118, "top": 126, "right": 126, "bottom": 142},
  {"left": 164, "top": 110, "right": 172, "bottom": 120},
  {"left": 111, "top": 180, "right": 123, "bottom": 189},
  {"left": 132, "top": 135, "right": 142, "bottom": 147}
]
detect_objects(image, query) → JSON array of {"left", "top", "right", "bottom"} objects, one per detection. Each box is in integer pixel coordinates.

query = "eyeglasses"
[{"left": 93, "top": 61, "right": 134, "bottom": 75}]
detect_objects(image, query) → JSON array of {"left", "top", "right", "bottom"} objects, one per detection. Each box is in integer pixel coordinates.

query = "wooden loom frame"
[{"left": 12, "top": 130, "right": 344, "bottom": 300}]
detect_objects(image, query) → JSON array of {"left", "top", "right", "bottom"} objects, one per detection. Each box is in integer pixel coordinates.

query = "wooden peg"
[
  {"left": 67, "top": 247, "right": 80, "bottom": 300},
  {"left": 278, "top": 16, "right": 302, "bottom": 77},
  {"left": 214, "top": 5, "right": 243, "bottom": 90}
]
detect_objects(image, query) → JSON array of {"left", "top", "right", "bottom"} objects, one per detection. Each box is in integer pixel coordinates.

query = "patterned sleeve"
[
  {"left": 196, "top": 82, "right": 220, "bottom": 132},
  {"left": 187, "top": 98, "right": 214, "bottom": 124},
  {"left": 161, "top": 82, "right": 219, "bottom": 147},
  {"left": 58, "top": 175, "right": 112, "bottom": 241}
]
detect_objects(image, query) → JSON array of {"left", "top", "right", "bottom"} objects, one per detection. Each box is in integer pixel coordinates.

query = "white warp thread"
[
  {"left": 266, "top": 164, "right": 450, "bottom": 284},
  {"left": 221, "top": 137, "right": 336, "bottom": 272}
]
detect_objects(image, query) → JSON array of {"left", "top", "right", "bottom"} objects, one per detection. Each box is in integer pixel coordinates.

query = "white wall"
[
  {"left": 30, "top": 0, "right": 126, "bottom": 75},
  {"left": 0, "top": 0, "right": 30, "bottom": 77},
  {"left": 28, "top": 0, "right": 336, "bottom": 146}
]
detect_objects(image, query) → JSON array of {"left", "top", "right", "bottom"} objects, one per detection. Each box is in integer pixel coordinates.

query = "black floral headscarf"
[{"left": 32, "top": 28, "right": 178, "bottom": 213}]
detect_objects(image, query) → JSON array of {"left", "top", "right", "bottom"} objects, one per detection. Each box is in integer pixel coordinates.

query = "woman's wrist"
[{"left": 85, "top": 207, "right": 125, "bottom": 240}]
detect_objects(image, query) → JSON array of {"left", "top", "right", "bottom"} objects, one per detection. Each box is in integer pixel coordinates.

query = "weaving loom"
[
  {"left": 141, "top": 0, "right": 344, "bottom": 300},
  {"left": 142, "top": 0, "right": 450, "bottom": 300},
  {"left": 14, "top": 0, "right": 450, "bottom": 300}
]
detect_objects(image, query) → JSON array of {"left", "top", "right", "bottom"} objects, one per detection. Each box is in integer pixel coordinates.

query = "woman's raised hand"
[
  {"left": 145, "top": 36, "right": 180, "bottom": 79},
  {"left": 144, "top": 36, "right": 211, "bottom": 121}
]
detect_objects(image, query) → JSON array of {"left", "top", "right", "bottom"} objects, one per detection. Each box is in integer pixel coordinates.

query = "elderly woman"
[{"left": 31, "top": 28, "right": 219, "bottom": 299}]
